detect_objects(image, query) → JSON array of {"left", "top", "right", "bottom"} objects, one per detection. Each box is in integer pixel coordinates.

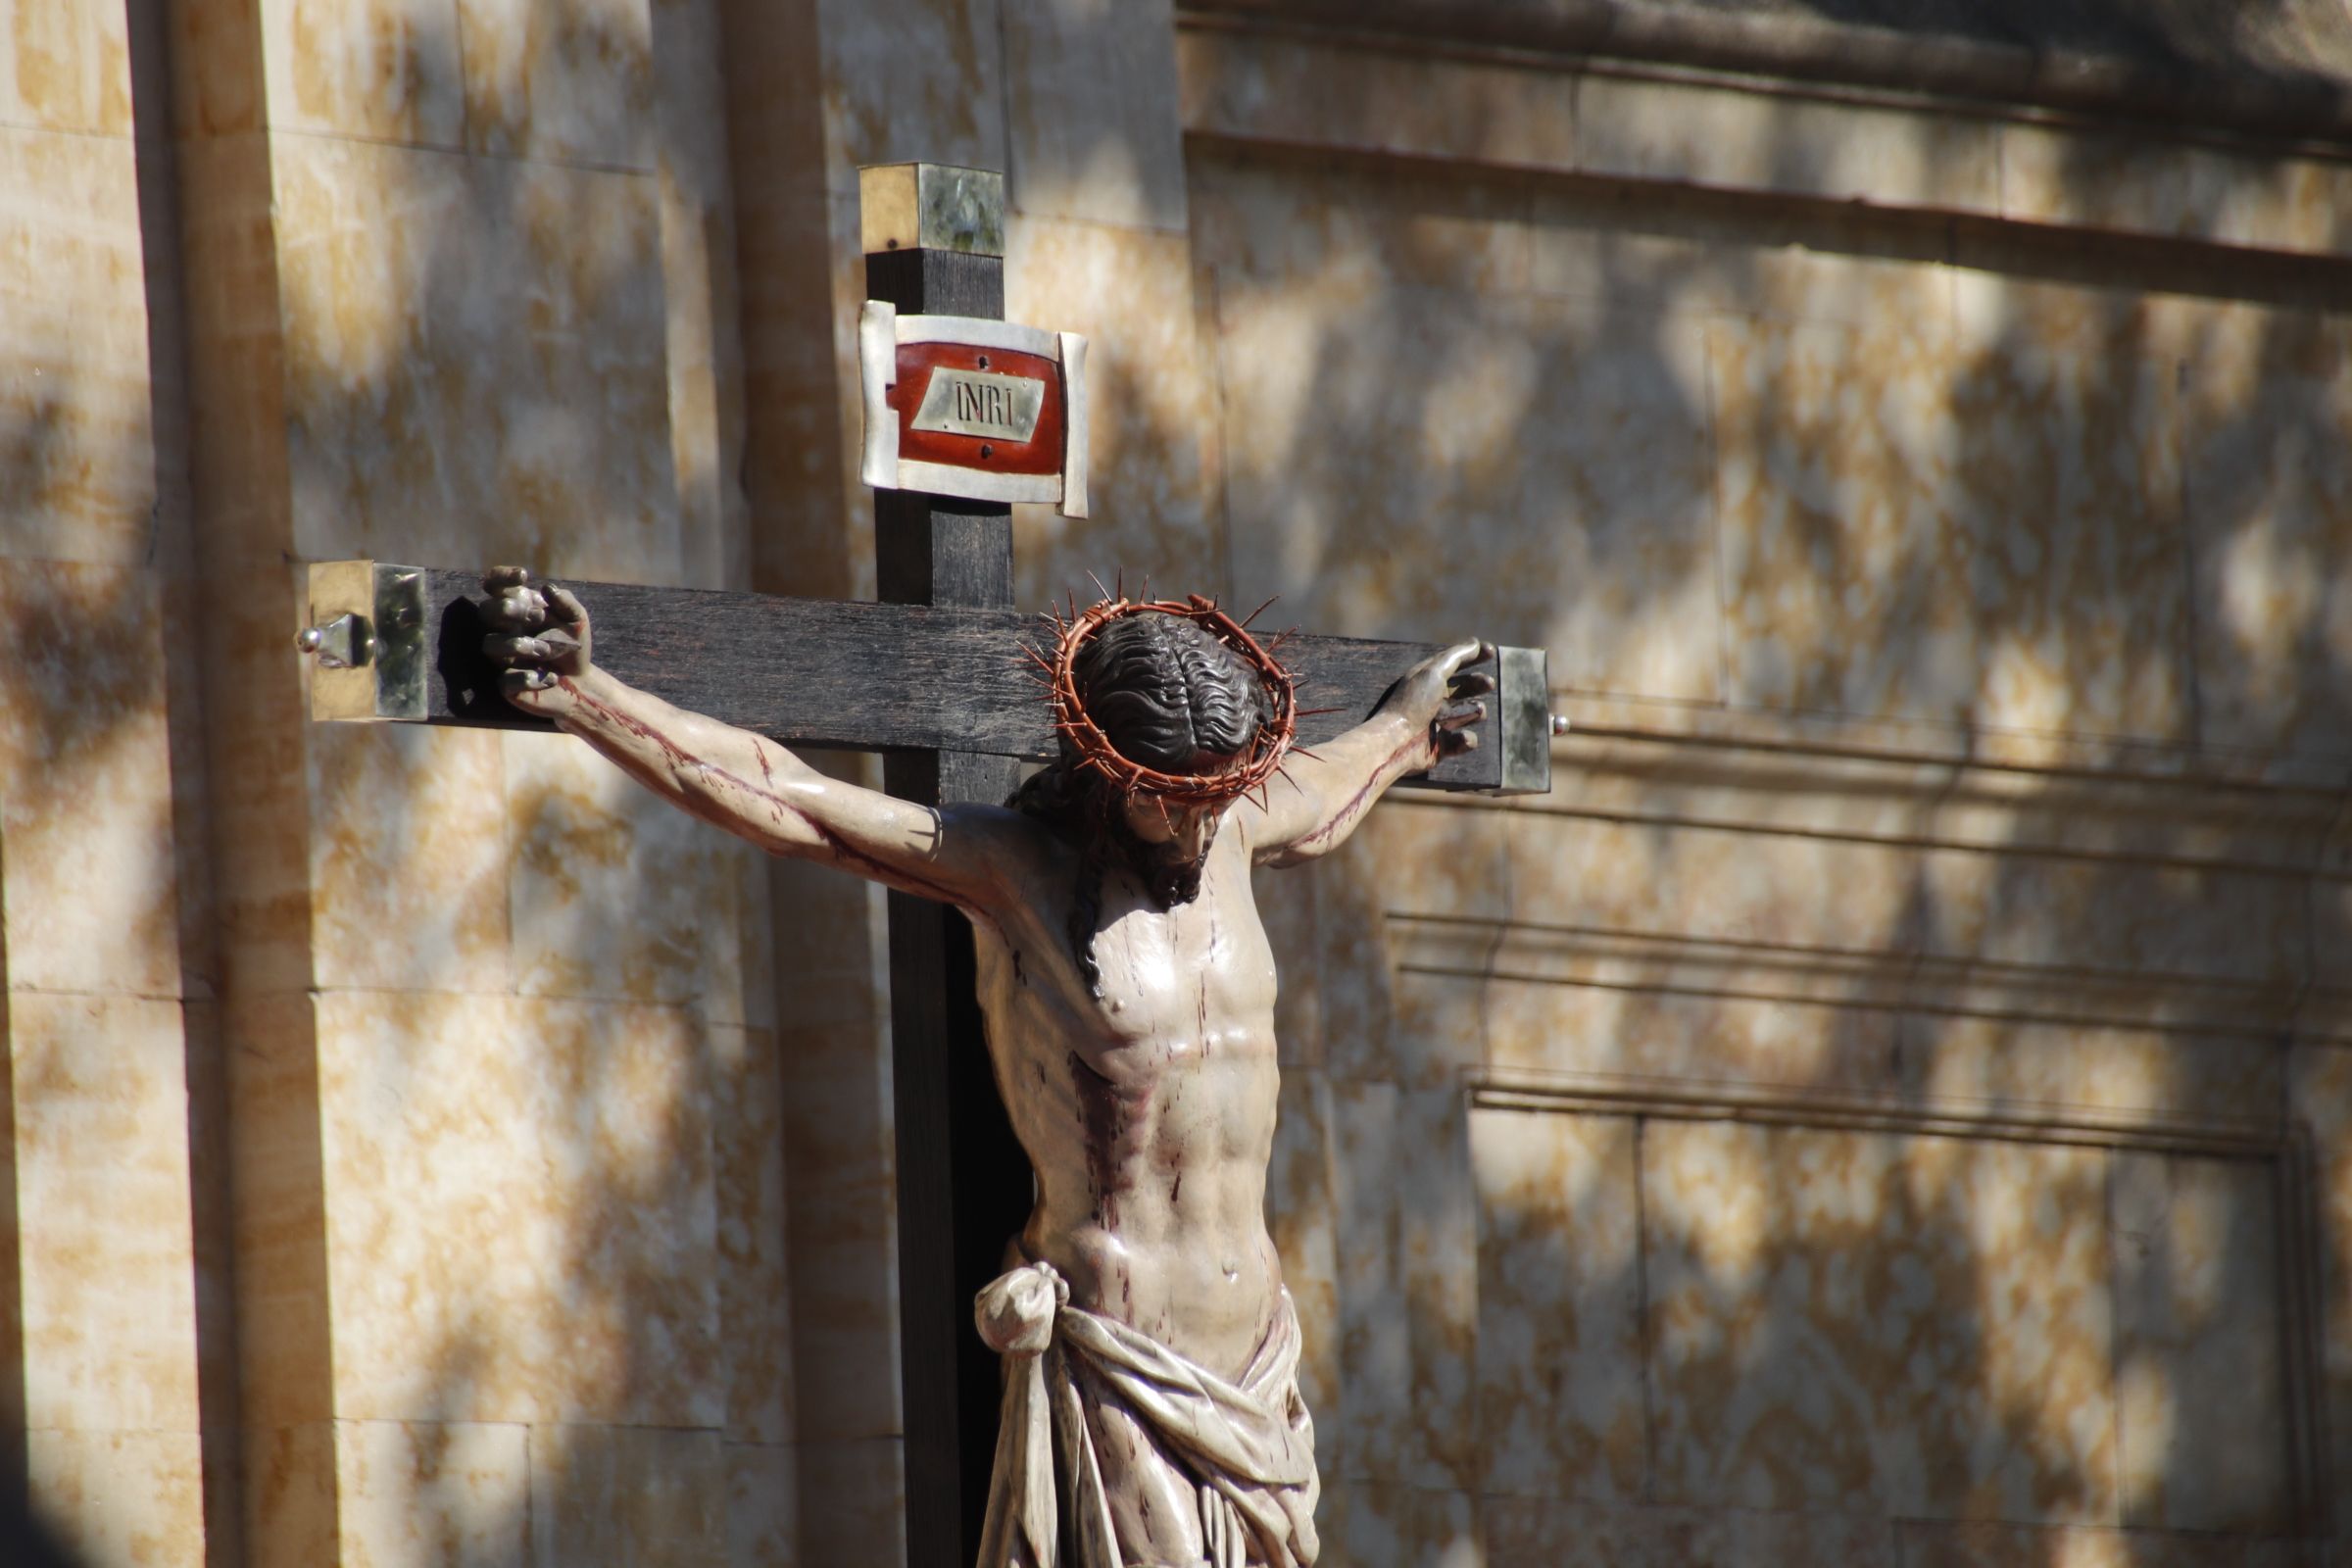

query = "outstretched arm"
[
  {"left": 482, "top": 568, "right": 1029, "bottom": 914},
  {"left": 1239, "top": 639, "right": 1493, "bottom": 867}
]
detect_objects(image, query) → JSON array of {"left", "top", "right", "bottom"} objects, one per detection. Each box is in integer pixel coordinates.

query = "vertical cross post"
[{"left": 861, "top": 163, "right": 1036, "bottom": 1568}]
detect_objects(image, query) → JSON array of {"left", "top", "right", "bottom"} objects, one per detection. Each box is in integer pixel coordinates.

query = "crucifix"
[{"left": 297, "top": 162, "right": 1553, "bottom": 1568}]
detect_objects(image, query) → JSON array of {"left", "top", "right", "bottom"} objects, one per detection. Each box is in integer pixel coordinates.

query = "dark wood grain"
[
  {"left": 422, "top": 567, "right": 1505, "bottom": 790},
  {"left": 869, "top": 235, "right": 1029, "bottom": 1568}
]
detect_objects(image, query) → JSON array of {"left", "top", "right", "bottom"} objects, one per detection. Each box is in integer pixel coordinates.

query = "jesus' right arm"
[{"left": 478, "top": 567, "right": 1029, "bottom": 917}]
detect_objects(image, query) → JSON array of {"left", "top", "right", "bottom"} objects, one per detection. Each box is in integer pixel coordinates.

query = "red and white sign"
[{"left": 858, "top": 304, "right": 1089, "bottom": 518}]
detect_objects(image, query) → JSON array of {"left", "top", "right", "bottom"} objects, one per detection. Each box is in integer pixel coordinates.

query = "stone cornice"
[{"left": 1180, "top": 0, "right": 2352, "bottom": 151}]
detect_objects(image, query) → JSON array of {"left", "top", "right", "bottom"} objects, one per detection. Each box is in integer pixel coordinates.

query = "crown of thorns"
[{"left": 1027, "top": 589, "right": 1299, "bottom": 807}]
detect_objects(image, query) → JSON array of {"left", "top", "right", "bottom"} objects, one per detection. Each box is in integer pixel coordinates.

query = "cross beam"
[{"left": 305, "top": 564, "right": 1552, "bottom": 796}]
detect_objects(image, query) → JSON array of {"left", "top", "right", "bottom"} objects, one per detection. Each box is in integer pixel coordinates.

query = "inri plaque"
[{"left": 858, "top": 302, "right": 1090, "bottom": 517}]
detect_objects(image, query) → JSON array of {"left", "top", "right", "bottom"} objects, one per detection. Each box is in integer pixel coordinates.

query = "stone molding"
[
  {"left": 1396, "top": 911, "right": 2334, "bottom": 1046},
  {"left": 1180, "top": 0, "right": 2352, "bottom": 150},
  {"left": 1177, "top": 11, "right": 2352, "bottom": 261},
  {"left": 1464, "top": 1063, "right": 2334, "bottom": 1540}
]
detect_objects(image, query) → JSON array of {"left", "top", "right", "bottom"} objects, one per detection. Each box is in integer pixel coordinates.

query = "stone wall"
[{"left": 1, "top": 0, "right": 2345, "bottom": 1565}]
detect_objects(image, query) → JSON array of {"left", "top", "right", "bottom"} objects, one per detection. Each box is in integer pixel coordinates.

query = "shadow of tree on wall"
[
  {"left": 25, "top": 0, "right": 2342, "bottom": 1563},
  {"left": 1188, "top": 27, "right": 2352, "bottom": 1561},
  {"left": 1661, "top": 0, "right": 2352, "bottom": 92}
]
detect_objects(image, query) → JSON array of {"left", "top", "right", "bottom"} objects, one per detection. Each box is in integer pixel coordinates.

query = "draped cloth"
[{"left": 973, "top": 1261, "right": 1321, "bottom": 1568}]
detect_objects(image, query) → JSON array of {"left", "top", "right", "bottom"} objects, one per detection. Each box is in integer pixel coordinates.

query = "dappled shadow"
[
  {"left": 19, "top": 0, "right": 2352, "bottom": 1565},
  {"left": 1666, "top": 0, "right": 2352, "bottom": 89},
  {"left": 1188, "top": 42, "right": 2352, "bottom": 1563}
]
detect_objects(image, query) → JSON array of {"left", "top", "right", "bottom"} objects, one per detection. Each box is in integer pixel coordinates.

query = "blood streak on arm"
[
  {"left": 556, "top": 676, "right": 986, "bottom": 917},
  {"left": 1284, "top": 728, "right": 1427, "bottom": 859}
]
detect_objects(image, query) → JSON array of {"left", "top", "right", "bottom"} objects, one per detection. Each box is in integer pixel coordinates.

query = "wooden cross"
[{"left": 298, "top": 163, "right": 1551, "bottom": 1567}]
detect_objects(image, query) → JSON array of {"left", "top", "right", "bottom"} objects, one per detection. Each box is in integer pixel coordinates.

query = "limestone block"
[
  {"left": 1714, "top": 276, "right": 2192, "bottom": 739},
  {"left": 1215, "top": 281, "right": 1718, "bottom": 703},
  {"left": 308, "top": 721, "right": 510, "bottom": 995},
  {"left": 2000, "top": 122, "right": 2352, "bottom": 258},
  {"left": 725, "top": 1441, "right": 797, "bottom": 1567},
  {"left": 314, "top": 989, "right": 721, "bottom": 1427},
  {"left": 1330, "top": 1080, "right": 1476, "bottom": 1490},
  {"left": 1896, "top": 1014, "right": 2283, "bottom": 1125},
  {"left": 772, "top": 1007, "right": 902, "bottom": 1445},
  {"left": 792, "top": 1434, "right": 905, "bottom": 1568},
  {"left": 2111, "top": 1152, "right": 2292, "bottom": 1533},
  {"left": 816, "top": 0, "right": 1005, "bottom": 196},
  {"left": 1640, "top": 1120, "right": 2117, "bottom": 1521},
  {"left": 457, "top": 0, "right": 654, "bottom": 168},
  {"left": 651, "top": 0, "right": 749, "bottom": 590},
  {"left": 0, "top": 561, "right": 180, "bottom": 997},
  {"left": 504, "top": 727, "right": 759, "bottom": 1014},
  {"left": 1576, "top": 73, "right": 1997, "bottom": 212},
  {"left": 1528, "top": 186, "right": 1957, "bottom": 337},
  {"left": 0, "top": 0, "right": 131, "bottom": 134},
  {"left": 1503, "top": 800, "right": 1925, "bottom": 965},
  {"left": 1469, "top": 1105, "right": 1645, "bottom": 1502},
  {"left": 245, "top": 1420, "right": 338, "bottom": 1568},
  {"left": 9, "top": 992, "right": 199, "bottom": 1433},
  {"left": 1252, "top": 858, "right": 1323, "bottom": 1068},
  {"left": 167, "top": 0, "right": 263, "bottom": 136},
  {"left": 2170, "top": 300, "right": 2352, "bottom": 759},
  {"left": 528, "top": 1424, "right": 726, "bottom": 1565},
  {"left": 1265, "top": 1067, "right": 1339, "bottom": 1452},
  {"left": 1910, "top": 838, "right": 2306, "bottom": 998},
  {"left": 1179, "top": 30, "right": 1574, "bottom": 173},
  {"left": 1483, "top": 979, "right": 1896, "bottom": 1092},
  {"left": 712, "top": 1023, "right": 793, "bottom": 1446},
  {"left": 2290, "top": 1041, "right": 2352, "bottom": 1515},
  {"left": 333, "top": 1419, "right": 529, "bottom": 1568},
  {"left": 26, "top": 1428, "right": 205, "bottom": 1568},
  {"left": 259, "top": 0, "right": 466, "bottom": 147},
  {"left": 1487, "top": 1495, "right": 1901, "bottom": 1568},
  {"left": 1899, "top": 1519, "right": 2303, "bottom": 1568},
  {"left": 1003, "top": 0, "right": 1185, "bottom": 231},
  {"left": 1194, "top": 151, "right": 1533, "bottom": 305},
  {"left": 1331, "top": 1482, "right": 1473, "bottom": 1568},
  {"left": 1317, "top": 803, "right": 1512, "bottom": 1087},
  {"left": 223, "top": 991, "right": 336, "bottom": 1433},
  {"left": 1004, "top": 216, "right": 1222, "bottom": 608},
  {"left": 0, "top": 127, "right": 155, "bottom": 566},
  {"left": 270, "top": 135, "right": 682, "bottom": 583}
]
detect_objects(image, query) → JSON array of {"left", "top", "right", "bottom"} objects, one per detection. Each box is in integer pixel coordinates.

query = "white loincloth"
[{"left": 973, "top": 1260, "right": 1321, "bottom": 1568}]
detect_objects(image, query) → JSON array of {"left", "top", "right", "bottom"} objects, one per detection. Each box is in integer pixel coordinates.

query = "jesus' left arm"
[{"left": 1237, "top": 638, "right": 1494, "bottom": 867}]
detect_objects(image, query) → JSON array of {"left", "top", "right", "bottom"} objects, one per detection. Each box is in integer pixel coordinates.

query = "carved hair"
[{"left": 1071, "top": 611, "right": 1270, "bottom": 771}]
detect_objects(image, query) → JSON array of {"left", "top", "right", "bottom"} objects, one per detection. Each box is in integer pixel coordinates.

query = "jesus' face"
[{"left": 1121, "top": 793, "right": 1225, "bottom": 874}]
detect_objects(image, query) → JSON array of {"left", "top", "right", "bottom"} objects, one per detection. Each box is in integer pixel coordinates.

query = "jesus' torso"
[{"left": 968, "top": 810, "right": 1283, "bottom": 1382}]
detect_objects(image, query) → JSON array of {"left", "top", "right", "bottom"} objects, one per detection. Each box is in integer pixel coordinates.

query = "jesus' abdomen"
[{"left": 969, "top": 828, "right": 1287, "bottom": 1385}]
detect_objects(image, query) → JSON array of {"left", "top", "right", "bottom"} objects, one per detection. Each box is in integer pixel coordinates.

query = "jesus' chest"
[{"left": 1079, "top": 882, "right": 1278, "bottom": 1054}]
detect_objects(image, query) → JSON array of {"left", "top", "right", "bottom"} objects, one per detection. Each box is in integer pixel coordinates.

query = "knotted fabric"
[{"left": 973, "top": 1260, "right": 1320, "bottom": 1568}]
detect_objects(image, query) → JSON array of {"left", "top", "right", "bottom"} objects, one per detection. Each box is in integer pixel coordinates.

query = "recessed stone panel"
[
  {"left": 1470, "top": 1105, "right": 1646, "bottom": 1501},
  {"left": 1642, "top": 1119, "right": 2118, "bottom": 1521}
]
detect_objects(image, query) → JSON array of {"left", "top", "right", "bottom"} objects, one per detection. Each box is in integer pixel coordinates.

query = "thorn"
[
  {"left": 1295, "top": 706, "right": 1346, "bottom": 718},
  {"left": 1238, "top": 594, "right": 1280, "bottom": 629}
]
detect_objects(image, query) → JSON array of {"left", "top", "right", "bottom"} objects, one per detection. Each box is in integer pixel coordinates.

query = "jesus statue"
[{"left": 482, "top": 566, "right": 1492, "bottom": 1568}]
